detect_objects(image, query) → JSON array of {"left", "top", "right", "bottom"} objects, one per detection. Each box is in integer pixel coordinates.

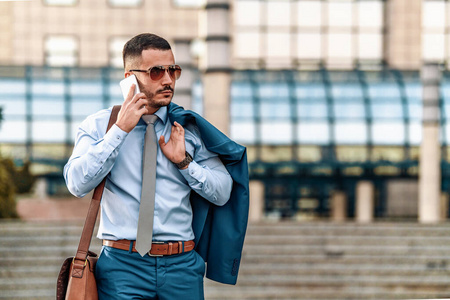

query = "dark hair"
[{"left": 122, "top": 33, "right": 172, "bottom": 68}]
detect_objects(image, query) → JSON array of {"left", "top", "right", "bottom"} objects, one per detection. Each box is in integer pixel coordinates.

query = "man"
[{"left": 63, "top": 33, "right": 249, "bottom": 299}]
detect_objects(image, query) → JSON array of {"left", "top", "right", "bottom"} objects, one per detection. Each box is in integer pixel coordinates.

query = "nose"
[{"left": 161, "top": 69, "right": 173, "bottom": 85}]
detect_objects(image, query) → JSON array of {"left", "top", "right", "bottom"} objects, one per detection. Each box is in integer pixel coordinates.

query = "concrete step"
[
  {"left": 3, "top": 262, "right": 450, "bottom": 279},
  {"left": 243, "top": 254, "right": 450, "bottom": 268},
  {"left": 245, "top": 234, "right": 450, "bottom": 246},
  {"left": 3, "top": 220, "right": 450, "bottom": 300},
  {"left": 203, "top": 284, "right": 450, "bottom": 300},
  {"left": 246, "top": 222, "right": 450, "bottom": 237},
  {"left": 242, "top": 243, "right": 450, "bottom": 257}
]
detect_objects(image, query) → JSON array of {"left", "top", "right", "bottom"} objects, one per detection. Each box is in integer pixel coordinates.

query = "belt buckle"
[{"left": 148, "top": 241, "right": 165, "bottom": 257}]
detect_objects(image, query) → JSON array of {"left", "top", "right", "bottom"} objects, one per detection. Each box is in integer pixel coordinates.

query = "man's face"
[{"left": 125, "top": 49, "right": 176, "bottom": 114}]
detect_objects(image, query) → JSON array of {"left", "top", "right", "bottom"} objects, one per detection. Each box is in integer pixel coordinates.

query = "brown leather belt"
[{"left": 103, "top": 239, "right": 195, "bottom": 257}]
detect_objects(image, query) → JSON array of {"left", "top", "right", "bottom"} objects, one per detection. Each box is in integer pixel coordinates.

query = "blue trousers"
[{"left": 95, "top": 245, "right": 205, "bottom": 300}]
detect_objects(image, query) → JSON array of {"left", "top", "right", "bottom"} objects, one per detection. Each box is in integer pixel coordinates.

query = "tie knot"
[{"left": 142, "top": 114, "right": 158, "bottom": 125}]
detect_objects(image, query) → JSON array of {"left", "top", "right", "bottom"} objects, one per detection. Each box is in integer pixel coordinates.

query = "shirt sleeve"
[
  {"left": 63, "top": 117, "right": 128, "bottom": 198},
  {"left": 178, "top": 125, "right": 233, "bottom": 206}
]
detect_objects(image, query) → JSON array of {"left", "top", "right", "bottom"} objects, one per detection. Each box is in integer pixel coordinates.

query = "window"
[
  {"left": 45, "top": 36, "right": 78, "bottom": 67},
  {"left": 233, "top": 0, "right": 385, "bottom": 70},
  {"left": 422, "top": 0, "right": 446, "bottom": 62},
  {"left": 108, "top": 0, "right": 142, "bottom": 7},
  {"left": 172, "top": 0, "right": 205, "bottom": 8},
  {"left": 109, "top": 37, "right": 129, "bottom": 68},
  {"left": 43, "top": 0, "right": 77, "bottom": 5}
]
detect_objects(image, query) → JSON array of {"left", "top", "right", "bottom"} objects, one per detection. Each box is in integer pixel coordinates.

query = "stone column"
[
  {"left": 199, "top": 0, "right": 231, "bottom": 135},
  {"left": 419, "top": 63, "right": 442, "bottom": 223},
  {"left": 331, "top": 190, "right": 347, "bottom": 222},
  {"left": 174, "top": 39, "right": 194, "bottom": 110},
  {"left": 441, "top": 192, "right": 448, "bottom": 220},
  {"left": 249, "top": 180, "right": 265, "bottom": 222},
  {"left": 356, "top": 181, "right": 375, "bottom": 223},
  {"left": 385, "top": 0, "right": 422, "bottom": 70}
]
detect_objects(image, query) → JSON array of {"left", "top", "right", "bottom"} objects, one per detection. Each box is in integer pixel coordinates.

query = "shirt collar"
[
  {"left": 140, "top": 106, "right": 168, "bottom": 125},
  {"left": 154, "top": 106, "right": 168, "bottom": 125}
]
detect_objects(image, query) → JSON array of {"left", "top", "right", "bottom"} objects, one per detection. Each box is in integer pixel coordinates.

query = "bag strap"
[{"left": 72, "top": 105, "right": 121, "bottom": 269}]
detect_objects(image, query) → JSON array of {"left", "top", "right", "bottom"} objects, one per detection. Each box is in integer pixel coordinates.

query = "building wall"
[
  {"left": 0, "top": 0, "right": 430, "bottom": 71},
  {"left": 0, "top": 3, "right": 14, "bottom": 64},
  {"left": 0, "top": 1, "right": 199, "bottom": 67}
]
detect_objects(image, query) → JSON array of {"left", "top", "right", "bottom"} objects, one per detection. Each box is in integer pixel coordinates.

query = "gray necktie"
[{"left": 136, "top": 114, "right": 159, "bottom": 256}]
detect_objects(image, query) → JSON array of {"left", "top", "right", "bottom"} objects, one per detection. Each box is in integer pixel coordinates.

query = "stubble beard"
[{"left": 141, "top": 88, "right": 173, "bottom": 110}]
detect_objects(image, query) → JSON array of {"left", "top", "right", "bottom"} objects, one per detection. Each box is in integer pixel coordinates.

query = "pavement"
[{"left": 16, "top": 192, "right": 93, "bottom": 221}]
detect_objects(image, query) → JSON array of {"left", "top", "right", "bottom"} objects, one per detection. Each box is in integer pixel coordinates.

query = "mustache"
[{"left": 157, "top": 86, "right": 173, "bottom": 93}]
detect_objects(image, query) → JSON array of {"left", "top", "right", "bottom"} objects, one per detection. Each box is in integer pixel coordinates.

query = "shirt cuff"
[
  {"left": 103, "top": 124, "right": 128, "bottom": 149},
  {"left": 179, "top": 160, "right": 206, "bottom": 184}
]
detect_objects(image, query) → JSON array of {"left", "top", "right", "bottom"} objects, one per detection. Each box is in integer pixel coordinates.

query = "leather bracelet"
[{"left": 175, "top": 151, "right": 193, "bottom": 169}]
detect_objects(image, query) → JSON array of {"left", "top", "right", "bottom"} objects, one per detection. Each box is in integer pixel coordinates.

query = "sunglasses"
[{"left": 129, "top": 65, "right": 182, "bottom": 81}]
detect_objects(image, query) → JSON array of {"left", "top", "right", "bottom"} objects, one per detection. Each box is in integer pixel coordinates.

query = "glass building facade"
[{"left": 0, "top": 65, "right": 448, "bottom": 218}]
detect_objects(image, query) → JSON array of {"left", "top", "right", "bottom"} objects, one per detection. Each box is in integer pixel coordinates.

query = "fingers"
[
  {"left": 125, "top": 84, "right": 136, "bottom": 103},
  {"left": 158, "top": 135, "right": 166, "bottom": 147},
  {"left": 116, "top": 94, "right": 148, "bottom": 133},
  {"left": 172, "top": 121, "right": 185, "bottom": 135}
]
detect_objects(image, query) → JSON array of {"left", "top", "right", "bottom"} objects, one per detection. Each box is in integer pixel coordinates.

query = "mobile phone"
[{"left": 119, "top": 74, "right": 140, "bottom": 101}]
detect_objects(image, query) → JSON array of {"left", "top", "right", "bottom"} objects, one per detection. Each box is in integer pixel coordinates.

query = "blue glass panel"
[
  {"left": 297, "top": 122, "right": 330, "bottom": 145},
  {"left": 31, "top": 120, "right": 66, "bottom": 142},
  {"left": 368, "top": 83, "right": 401, "bottom": 99},
  {"left": 442, "top": 83, "right": 450, "bottom": 99},
  {"left": 405, "top": 83, "right": 421, "bottom": 100},
  {"left": 0, "top": 120, "right": 26, "bottom": 142},
  {"left": 230, "top": 121, "right": 255, "bottom": 144},
  {"left": 109, "top": 83, "right": 123, "bottom": 98},
  {"left": 192, "top": 81, "right": 203, "bottom": 115},
  {"left": 70, "top": 81, "right": 103, "bottom": 96},
  {"left": 408, "top": 104, "right": 422, "bottom": 120},
  {"left": 334, "top": 104, "right": 365, "bottom": 119},
  {"left": 331, "top": 83, "right": 363, "bottom": 98},
  {"left": 334, "top": 122, "right": 367, "bottom": 144},
  {"left": 443, "top": 105, "right": 450, "bottom": 120},
  {"left": 296, "top": 84, "right": 326, "bottom": 98},
  {"left": 408, "top": 122, "right": 422, "bottom": 145},
  {"left": 258, "top": 83, "right": 289, "bottom": 98},
  {"left": 0, "top": 99, "right": 26, "bottom": 116},
  {"left": 32, "top": 98, "right": 65, "bottom": 117},
  {"left": 260, "top": 99, "right": 290, "bottom": 119},
  {"left": 259, "top": 83, "right": 290, "bottom": 119},
  {"left": 0, "top": 80, "right": 26, "bottom": 95},
  {"left": 371, "top": 103, "right": 403, "bottom": 119},
  {"left": 31, "top": 81, "right": 65, "bottom": 95},
  {"left": 231, "top": 83, "right": 253, "bottom": 98},
  {"left": 297, "top": 103, "right": 328, "bottom": 119},
  {"left": 231, "top": 98, "right": 254, "bottom": 119},
  {"left": 71, "top": 99, "right": 104, "bottom": 117},
  {"left": 372, "top": 122, "right": 405, "bottom": 144},
  {"left": 261, "top": 121, "right": 292, "bottom": 145}
]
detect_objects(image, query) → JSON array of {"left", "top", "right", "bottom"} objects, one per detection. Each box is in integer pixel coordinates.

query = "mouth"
[{"left": 159, "top": 91, "right": 173, "bottom": 98}]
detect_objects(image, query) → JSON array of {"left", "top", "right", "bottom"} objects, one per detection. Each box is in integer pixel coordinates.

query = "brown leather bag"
[{"left": 56, "top": 105, "right": 121, "bottom": 300}]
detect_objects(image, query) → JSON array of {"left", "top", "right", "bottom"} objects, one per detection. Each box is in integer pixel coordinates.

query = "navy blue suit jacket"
[{"left": 168, "top": 102, "right": 249, "bottom": 285}]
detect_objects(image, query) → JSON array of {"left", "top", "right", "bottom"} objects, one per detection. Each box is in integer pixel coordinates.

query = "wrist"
[
  {"left": 115, "top": 121, "right": 132, "bottom": 133},
  {"left": 175, "top": 151, "right": 193, "bottom": 169}
]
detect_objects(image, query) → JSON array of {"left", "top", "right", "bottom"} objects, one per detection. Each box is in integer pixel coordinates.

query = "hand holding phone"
[
  {"left": 116, "top": 74, "right": 147, "bottom": 133},
  {"left": 119, "top": 75, "right": 140, "bottom": 101}
]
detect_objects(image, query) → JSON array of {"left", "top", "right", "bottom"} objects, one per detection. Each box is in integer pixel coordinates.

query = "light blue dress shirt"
[{"left": 63, "top": 106, "right": 233, "bottom": 242}]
